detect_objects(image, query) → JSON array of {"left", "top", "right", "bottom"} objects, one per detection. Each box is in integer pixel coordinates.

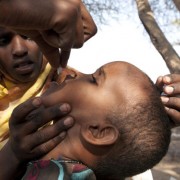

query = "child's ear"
[{"left": 81, "top": 123, "right": 119, "bottom": 146}]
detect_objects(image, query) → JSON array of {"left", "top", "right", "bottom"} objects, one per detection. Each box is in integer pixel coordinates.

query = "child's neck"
[{"left": 41, "top": 133, "right": 98, "bottom": 170}]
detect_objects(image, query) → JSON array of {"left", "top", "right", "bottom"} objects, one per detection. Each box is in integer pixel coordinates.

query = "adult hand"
[
  {"left": 0, "top": 0, "right": 97, "bottom": 68},
  {"left": 9, "top": 97, "right": 74, "bottom": 162},
  {"left": 156, "top": 74, "right": 180, "bottom": 127}
]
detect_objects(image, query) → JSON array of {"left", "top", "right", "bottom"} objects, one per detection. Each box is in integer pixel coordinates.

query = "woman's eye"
[
  {"left": 20, "top": 35, "right": 32, "bottom": 41},
  {"left": 0, "top": 36, "right": 10, "bottom": 46}
]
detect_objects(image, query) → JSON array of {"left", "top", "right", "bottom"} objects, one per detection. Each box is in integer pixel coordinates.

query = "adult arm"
[
  {"left": 0, "top": 97, "right": 74, "bottom": 179},
  {"left": 156, "top": 74, "right": 180, "bottom": 127},
  {"left": 0, "top": 0, "right": 97, "bottom": 68}
]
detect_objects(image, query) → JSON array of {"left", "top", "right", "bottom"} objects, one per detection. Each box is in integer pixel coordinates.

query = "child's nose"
[{"left": 11, "top": 36, "right": 28, "bottom": 57}]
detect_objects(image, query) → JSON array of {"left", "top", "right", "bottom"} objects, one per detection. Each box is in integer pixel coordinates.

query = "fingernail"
[
  {"left": 60, "top": 60, "right": 68, "bottom": 68},
  {"left": 57, "top": 67, "right": 62, "bottom": 75},
  {"left": 164, "top": 86, "right": 174, "bottom": 94},
  {"left": 60, "top": 103, "right": 71, "bottom": 113},
  {"left": 161, "top": 96, "right": 169, "bottom": 103},
  {"left": 164, "top": 76, "right": 171, "bottom": 83},
  {"left": 158, "top": 76, "right": 163, "bottom": 82},
  {"left": 64, "top": 117, "right": 74, "bottom": 126},
  {"left": 165, "top": 107, "right": 170, "bottom": 111},
  {"left": 32, "top": 98, "right": 42, "bottom": 107}
]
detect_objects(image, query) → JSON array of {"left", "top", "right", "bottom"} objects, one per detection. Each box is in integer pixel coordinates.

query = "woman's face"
[{"left": 0, "top": 27, "right": 43, "bottom": 83}]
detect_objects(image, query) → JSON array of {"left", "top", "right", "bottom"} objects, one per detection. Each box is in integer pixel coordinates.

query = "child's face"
[
  {"left": 43, "top": 61, "right": 149, "bottom": 126},
  {"left": 0, "top": 27, "right": 43, "bottom": 83},
  {"left": 42, "top": 61, "right": 152, "bottom": 163}
]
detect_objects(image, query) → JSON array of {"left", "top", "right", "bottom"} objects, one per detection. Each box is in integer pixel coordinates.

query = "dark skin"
[
  {"left": 0, "top": 26, "right": 76, "bottom": 179},
  {"left": 2, "top": 70, "right": 179, "bottom": 179},
  {"left": 0, "top": 97, "right": 74, "bottom": 180},
  {"left": 156, "top": 74, "right": 180, "bottom": 127},
  {"left": 0, "top": 0, "right": 97, "bottom": 68}
]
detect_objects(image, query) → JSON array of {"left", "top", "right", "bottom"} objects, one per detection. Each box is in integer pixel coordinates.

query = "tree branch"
[
  {"left": 172, "top": 0, "right": 180, "bottom": 11},
  {"left": 136, "top": 0, "right": 180, "bottom": 73}
]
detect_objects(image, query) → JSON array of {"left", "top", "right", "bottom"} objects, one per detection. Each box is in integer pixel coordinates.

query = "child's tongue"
[{"left": 57, "top": 67, "right": 77, "bottom": 84}]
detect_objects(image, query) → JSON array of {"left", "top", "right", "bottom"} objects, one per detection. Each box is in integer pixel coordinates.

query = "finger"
[
  {"left": 28, "top": 116, "right": 74, "bottom": 149},
  {"left": 41, "top": 82, "right": 59, "bottom": 97},
  {"left": 49, "top": 29, "right": 74, "bottom": 68},
  {"left": 155, "top": 76, "right": 164, "bottom": 91},
  {"left": 39, "top": 27, "right": 84, "bottom": 49},
  {"left": 30, "top": 131, "right": 66, "bottom": 157},
  {"left": 161, "top": 96, "right": 180, "bottom": 111},
  {"left": 24, "top": 103, "right": 71, "bottom": 134},
  {"left": 60, "top": 49, "right": 71, "bottom": 68},
  {"left": 165, "top": 107, "right": 180, "bottom": 127},
  {"left": 162, "top": 74, "right": 180, "bottom": 95},
  {"left": 33, "top": 33, "right": 61, "bottom": 68},
  {"left": 163, "top": 84, "right": 180, "bottom": 96},
  {"left": 163, "top": 74, "right": 180, "bottom": 84},
  {"left": 10, "top": 98, "right": 42, "bottom": 125},
  {"left": 40, "top": 29, "right": 61, "bottom": 48},
  {"left": 31, "top": 132, "right": 66, "bottom": 157},
  {"left": 40, "top": 30, "right": 73, "bottom": 68}
]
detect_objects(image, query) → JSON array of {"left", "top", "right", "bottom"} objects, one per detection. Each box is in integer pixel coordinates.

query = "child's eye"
[{"left": 91, "top": 74, "right": 97, "bottom": 84}]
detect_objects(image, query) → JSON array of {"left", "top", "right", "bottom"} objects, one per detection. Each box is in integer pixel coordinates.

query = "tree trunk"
[
  {"left": 172, "top": 0, "right": 180, "bottom": 11},
  {"left": 135, "top": 0, "right": 180, "bottom": 73}
]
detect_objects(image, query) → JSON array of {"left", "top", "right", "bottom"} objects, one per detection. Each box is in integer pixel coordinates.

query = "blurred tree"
[
  {"left": 135, "top": 0, "right": 180, "bottom": 73},
  {"left": 83, "top": 0, "right": 180, "bottom": 73},
  {"left": 82, "top": 0, "right": 121, "bottom": 24},
  {"left": 172, "top": 0, "right": 180, "bottom": 11}
]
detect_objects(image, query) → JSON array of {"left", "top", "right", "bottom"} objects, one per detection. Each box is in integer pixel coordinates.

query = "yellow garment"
[
  {"left": 0, "top": 63, "right": 52, "bottom": 149},
  {"left": 0, "top": 84, "right": 8, "bottom": 99}
]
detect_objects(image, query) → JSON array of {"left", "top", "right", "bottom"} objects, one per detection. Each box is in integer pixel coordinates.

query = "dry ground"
[{"left": 152, "top": 128, "right": 180, "bottom": 180}]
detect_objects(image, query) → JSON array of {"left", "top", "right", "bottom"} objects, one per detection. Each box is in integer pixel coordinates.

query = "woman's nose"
[{"left": 11, "top": 36, "right": 28, "bottom": 57}]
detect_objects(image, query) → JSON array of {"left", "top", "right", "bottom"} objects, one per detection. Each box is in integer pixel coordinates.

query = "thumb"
[
  {"left": 60, "top": 49, "right": 71, "bottom": 68},
  {"left": 40, "top": 30, "right": 71, "bottom": 68},
  {"left": 33, "top": 33, "right": 61, "bottom": 68}
]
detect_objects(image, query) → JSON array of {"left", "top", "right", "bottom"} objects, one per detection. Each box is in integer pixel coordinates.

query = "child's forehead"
[
  {"left": 102, "top": 61, "right": 144, "bottom": 78},
  {"left": 97, "top": 62, "right": 147, "bottom": 90}
]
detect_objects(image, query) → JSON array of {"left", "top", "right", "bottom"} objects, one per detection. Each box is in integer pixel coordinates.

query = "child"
[{"left": 22, "top": 61, "right": 171, "bottom": 180}]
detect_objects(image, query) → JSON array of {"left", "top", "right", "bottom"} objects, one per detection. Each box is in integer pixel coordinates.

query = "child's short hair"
[{"left": 94, "top": 78, "right": 171, "bottom": 179}]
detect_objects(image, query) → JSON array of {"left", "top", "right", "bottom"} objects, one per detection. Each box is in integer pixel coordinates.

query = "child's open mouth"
[{"left": 57, "top": 67, "right": 77, "bottom": 84}]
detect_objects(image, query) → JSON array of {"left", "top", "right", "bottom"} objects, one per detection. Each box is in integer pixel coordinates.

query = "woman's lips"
[{"left": 14, "top": 61, "right": 34, "bottom": 75}]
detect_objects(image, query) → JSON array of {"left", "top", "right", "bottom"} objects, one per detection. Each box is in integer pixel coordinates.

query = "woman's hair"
[{"left": 94, "top": 79, "right": 171, "bottom": 179}]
